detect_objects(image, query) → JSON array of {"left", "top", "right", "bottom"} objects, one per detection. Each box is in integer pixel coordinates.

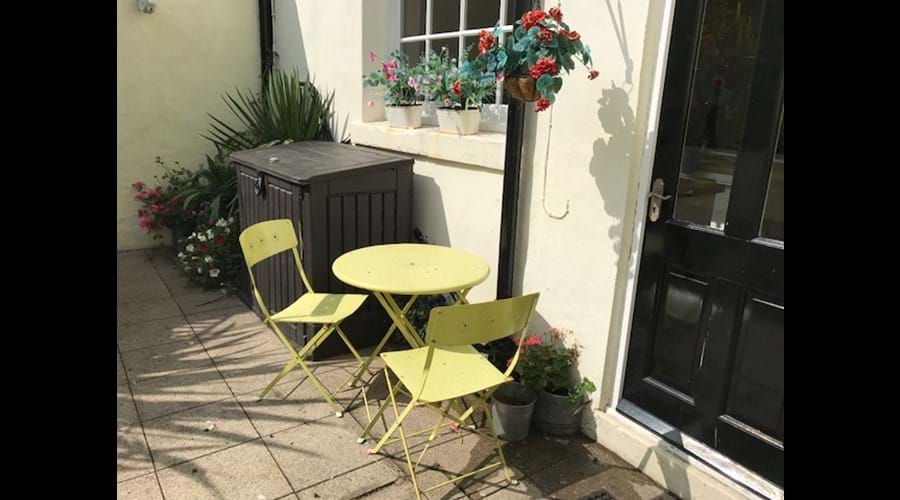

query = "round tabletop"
[{"left": 332, "top": 244, "right": 490, "bottom": 295}]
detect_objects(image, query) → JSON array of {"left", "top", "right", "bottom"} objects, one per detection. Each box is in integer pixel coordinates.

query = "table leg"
[
  {"left": 347, "top": 293, "right": 421, "bottom": 388},
  {"left": 382, "top": 293, "right": 426, "bottom": 348}
]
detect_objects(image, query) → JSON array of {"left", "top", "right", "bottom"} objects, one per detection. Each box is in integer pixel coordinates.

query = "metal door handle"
[{"left": 648, "top": 178, "right": 672, "bottom": 222}]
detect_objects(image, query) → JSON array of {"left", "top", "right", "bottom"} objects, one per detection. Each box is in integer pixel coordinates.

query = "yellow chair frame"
[
  {"left": 362, "top": 293, "right": 540, "bottom": 499},
  {"left": 239, "top": 219, "right": 368, "bottom": 416}
]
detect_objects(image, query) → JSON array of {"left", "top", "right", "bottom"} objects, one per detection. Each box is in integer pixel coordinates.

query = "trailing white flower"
[
  {"left": 186, "top": 244, "right": 195, "bottom": 252},
  {"left": 215, "top": 218, "right": 228, "bottom": 227},
  {"left": 206, "top": 229, "right": 215, "bottom": 239},
  {"left": 209, "top": 268, "right": 221, "bottom": 278},
  {"left": 225, "top": 228, "right": 231, "bottom": 234},
  {"left": 197, "top": 234, "right": 208, "bottom": 242},
  {"left": 177, "top": 252, "right": 185, "bottom": 258},
  {"left": 197, "top": 267, "right": 203, "bottom": 274},
  {"left": 204, "top": 256, "right": 213, "bottom": 263}
]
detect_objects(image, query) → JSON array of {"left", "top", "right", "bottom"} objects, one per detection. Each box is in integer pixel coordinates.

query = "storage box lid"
[{"left": 229, "top": 141, "right": 412, "bottom": 184}]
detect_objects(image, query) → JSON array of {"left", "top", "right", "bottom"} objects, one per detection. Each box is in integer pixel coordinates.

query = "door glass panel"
[
  {"left": 761, "top": 116, "right": 784, "bottom": 240},
  {"left": 674, "top": 0, "right": 765, "bottom": 230}
]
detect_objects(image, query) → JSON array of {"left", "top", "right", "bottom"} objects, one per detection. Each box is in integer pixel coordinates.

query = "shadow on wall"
[
  {"left": 411, "top": 173, "right": 451, "bottom": 246},
  {"left": 272, "top": 0, "right": 347, "bottom": 142}
]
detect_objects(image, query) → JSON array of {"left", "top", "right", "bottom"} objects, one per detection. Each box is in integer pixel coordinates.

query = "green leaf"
[
  {"left": 552, "top": 77, "right": 563, "bottom": 93},
  {"left": 536, "top": 74, "right": 553, "bottom": 92}
]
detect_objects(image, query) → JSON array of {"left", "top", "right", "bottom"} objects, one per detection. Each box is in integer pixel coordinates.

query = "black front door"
[{"left": 620, "top": 0, "right": 783, "bottom": 487}]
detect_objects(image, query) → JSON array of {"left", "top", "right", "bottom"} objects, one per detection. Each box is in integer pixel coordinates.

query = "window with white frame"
[{"left": 399, "top": 0, "right": 516, "bottom": 131}]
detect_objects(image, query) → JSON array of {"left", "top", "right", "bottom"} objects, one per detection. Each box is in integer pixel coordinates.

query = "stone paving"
[{"left": 117, "top": 248, "right": 677, "bottom": 500}]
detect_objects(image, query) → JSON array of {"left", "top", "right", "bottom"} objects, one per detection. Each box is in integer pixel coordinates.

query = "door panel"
[{"left": 620, "top": 0, "right": 783, "bottom": 487}]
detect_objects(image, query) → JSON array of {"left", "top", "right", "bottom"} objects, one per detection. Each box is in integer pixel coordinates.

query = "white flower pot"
[
  {"left": 436, "top": 108, "right": 481, "bottom": 135},
  {"left": 385, "top": 104, "right": 423, "bottom": 129}
]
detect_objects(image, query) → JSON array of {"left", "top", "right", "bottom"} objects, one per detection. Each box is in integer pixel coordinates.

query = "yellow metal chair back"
[
  {"left": 239, "top": 219, "right": 314, "bottom": 301},
  {"left": 424, "top": 293, "right": 539, "bottom": 377}
]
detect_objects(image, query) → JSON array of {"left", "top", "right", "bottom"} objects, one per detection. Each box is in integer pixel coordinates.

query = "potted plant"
[
  {"left": 476, "top": 4, "right": 598, "bottom": 112},
  {"left": 364, "top": 50, "right": 424, "bottom": 129},
  {"left": 516, "top": 328, "right": 596, "bottom": 435},
  {"left": 419, "top": 46, "right": 497, "bottom": 135}
]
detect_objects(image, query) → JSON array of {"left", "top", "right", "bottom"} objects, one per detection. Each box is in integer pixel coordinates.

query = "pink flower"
[
  {"left": 588, "top": 70, "right": 599, "bottom": 80},
  {"left": 131, "top": 181, "right": 145, "bottom": 190},
  {"left": 369, "top": 51, "right": 376, "bottom": 62},
  {"left": 524, "top": 336, "right": 542, "bottom": 347},
  {"left": 367, "top": 100, "right": 374, "bottom": 107},
  {"left": 496, "top": 72, "right": 505, "bottom": 82},
  {"left": 408, "top": 77, "right": 417, "bottom": 88}
]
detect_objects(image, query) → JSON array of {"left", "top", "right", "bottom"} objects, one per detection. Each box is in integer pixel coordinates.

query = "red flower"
[
  {"left": 535, "top": 98, "right": 551, "bottom": 112},
  {"left": 549, "top": 7, "right": 563, "bottom": 22},
  {"left": 524, "top": 336, "right": 543, "bottom": 347},
  {"left": 560, "top": 29, "right": 581, "bottom": 41},
  {"left": 537, "top": 27, "right": 554, "bottom": 44},
  {"left": 478, "top": 30, "right": 495, "bottom": 55},
  {"left": 452, "top": 80, "right": 462, "bottom": 95},
  {"left": 131, "top": 181, "right": 145, "bottom": 190},
  {"left": 214, "top": 237, "right": 225, "bottom": 245},
  {"left": 133, "top": 193, "right": 145, "bottom": 201},
  {"left": 198, "top": 244, "right": 208, "bottom": 253},
  {"left": 529, "top": 57, "right": 558, "bottom": 80},
  {"left": 150, "top": 204, "right": 159, "bottom": 213},
  {"left": 521, "top": 9, "right": 547, "bottom": 31},
  {"left": 588, "top": 70, "right": 599, "bottom": 80}
]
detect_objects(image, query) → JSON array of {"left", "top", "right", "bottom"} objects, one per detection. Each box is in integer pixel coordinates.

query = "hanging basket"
[{"left": 505, "top": 76, "right": 541, "bottom": 102}]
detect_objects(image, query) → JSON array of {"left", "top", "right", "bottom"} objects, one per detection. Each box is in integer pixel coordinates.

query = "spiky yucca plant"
[{"left": 203, "top": 70, "right": 335, "bottom": 152}]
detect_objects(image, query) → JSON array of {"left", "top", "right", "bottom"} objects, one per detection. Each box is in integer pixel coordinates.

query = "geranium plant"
[
  {"left": 176, "top": 217, "right": 242, "bottom": 293},
  {"left": 477, "top": 4, "right": 597, "bottom": 112},
  {"left": 514, "top": 327, "right": 596, "bottom": 404},
  {"left": 132, "top": 157, "right": 200, "bottom": 240},
  {"left": 363, "top": 50, "right": 422, "bottom": 106},
  {"left": 418, "top": 46, "right": 498, "bottom": 110}
]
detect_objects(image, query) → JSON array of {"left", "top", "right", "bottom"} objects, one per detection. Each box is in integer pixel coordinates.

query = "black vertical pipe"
[
  {"left": 258, "top": 0, "right": 275, "bottom": 92},
  {"left": 496, "top": 0, "right": 529, "bottom": 299}
]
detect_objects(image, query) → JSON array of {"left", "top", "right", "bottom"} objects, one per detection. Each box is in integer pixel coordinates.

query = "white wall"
[{"left": 117, "top": 0, "right": 260, "bottom": 250}]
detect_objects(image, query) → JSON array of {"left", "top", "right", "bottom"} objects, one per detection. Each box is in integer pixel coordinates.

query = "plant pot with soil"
[
  {"left": 491, "top": 381, "right": 537, "bottom": 441},
  {"left": 364, "top": 50, "right": 424, "bottom": 129},
  {"left": 515, "top": 328, "right": 597, "bottom": 436}
]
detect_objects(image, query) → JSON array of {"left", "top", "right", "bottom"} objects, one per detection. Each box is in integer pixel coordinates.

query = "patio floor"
[{"left": 117, "top": 248, "right": 677, "bottom": 500}]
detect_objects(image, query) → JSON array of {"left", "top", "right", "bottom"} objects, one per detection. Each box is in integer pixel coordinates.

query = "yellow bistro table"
[{"left": 332, "top": 243, "right": 490, "bottom": 387}]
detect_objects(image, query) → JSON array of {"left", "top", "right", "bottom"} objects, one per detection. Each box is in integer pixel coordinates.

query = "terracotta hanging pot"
[{"left": 505, "top": 76, "right": 541, "bottom": 102}]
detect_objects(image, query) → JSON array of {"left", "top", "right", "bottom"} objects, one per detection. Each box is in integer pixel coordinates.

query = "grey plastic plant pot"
[
  {"left": 534, "top": 390, "right": 587, "bottom": 436},
  {"left": 490, "top": 382, "right": 537, "bottom": 442}
]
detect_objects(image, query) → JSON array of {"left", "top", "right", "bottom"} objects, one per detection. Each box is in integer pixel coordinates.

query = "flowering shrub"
[
  {"left": 514, "top": 327, "right": 596, "bottom": 403},
  {"left": 477, "top": 4, "right": 597, "bottom": 112},
  {"left": 363, "top": 50, "right": 422, "bottom": 106},
  {"left": 176, "top": 217, "right": 242, "bottom": 293},
  {"left": 418, "top": 47, "right": 497, "bottom": 110},
  {"left": 132, "top": 157, "right": 199, "bottom": 240}
]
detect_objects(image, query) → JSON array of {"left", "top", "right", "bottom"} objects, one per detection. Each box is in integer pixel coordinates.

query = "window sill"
[{"left": 350, "top": 121, "right": 506, "bottom": 171}]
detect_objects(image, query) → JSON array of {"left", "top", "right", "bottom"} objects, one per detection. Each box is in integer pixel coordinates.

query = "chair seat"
[
  {"left": 271, "top": 293, "right": 367, "bottom": 324},
  {"left": 381, "top": 345, "right": 511, "bottom": 403}
]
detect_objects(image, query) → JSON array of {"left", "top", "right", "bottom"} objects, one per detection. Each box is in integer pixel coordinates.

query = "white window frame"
[{"left": 397, "top": 0, "right": 514, "bottom": 133}]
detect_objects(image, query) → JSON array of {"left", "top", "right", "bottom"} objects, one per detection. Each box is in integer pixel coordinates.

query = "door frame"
[{"left": 605, "top": 0, "right": 783, "bottom": 497}]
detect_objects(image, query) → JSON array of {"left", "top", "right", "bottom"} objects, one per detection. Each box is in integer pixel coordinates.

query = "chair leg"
[
  {"left": 334, "top": 323, "right": 364, "bottom": 365},
  {"left": 482, "top": 398, "right": 516, "bottom": 485},
  {"left": 385, "top": 368, "right": 421, "bottom": 500},
  {"left": 296, "top": 359, "right": 345, "bottom": 417},
  {"left": 368, "top": 369, "right": 417, "bottom": 455},
  {"left": 258, "top": 357, "right": 300, "bottom": 400},
  {"left": 357, "top": 372, "right": 401, "bottom": 443}
]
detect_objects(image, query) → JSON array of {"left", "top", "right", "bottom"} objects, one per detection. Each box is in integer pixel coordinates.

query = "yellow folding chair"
[
  {"left": 239, "top": 219, "right": 367, "bottom": 417},
  {"left": 363, "top": 293, "right": 540, "bottom": 499}
]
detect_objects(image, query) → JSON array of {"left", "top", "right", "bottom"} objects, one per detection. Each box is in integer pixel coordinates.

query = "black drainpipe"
[
  {"left": 496, "top": 0, "right": 530, "bottom": 299},
  {"left": 258, "top": 0, "right": 275, "bottom": 92}
]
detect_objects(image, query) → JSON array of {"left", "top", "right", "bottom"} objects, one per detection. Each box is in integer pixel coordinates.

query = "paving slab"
[
  {"left": 142, "top": 397, "right": 259, "bottom": 470},
  {"left": 265, "top": 417, "right": 398, "bottom": 494},
  {"left": 117, "top": 316, "right": 197, "bottom": 353},
  {"left": 118, "top": 422, "right": 154, "bottom": 482},
  {"left": 130, "top": 368, "right": 234, "bottom": 421},
  {"left": 157, "top": 439, "right": 293, "bottom": 500},
  {"left": 121, "top": 338, "right": 216, "bottom": 385},
  {"left": 117, "top": 473, "right": 165, "bottom": 500},
  {"left": 118, "top": 296, "right": 183, "bottom": 326}
]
